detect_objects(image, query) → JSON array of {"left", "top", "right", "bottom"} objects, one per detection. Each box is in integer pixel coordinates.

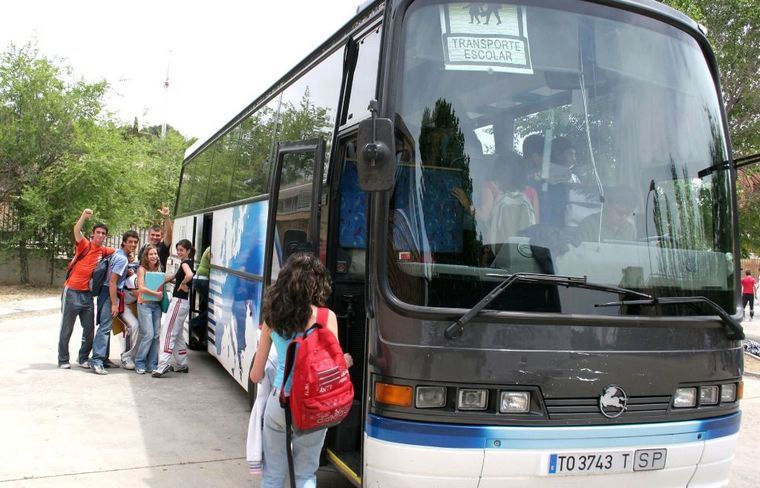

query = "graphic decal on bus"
[{"left": 209, "top": 201, "right": 268, "bottom": 384}]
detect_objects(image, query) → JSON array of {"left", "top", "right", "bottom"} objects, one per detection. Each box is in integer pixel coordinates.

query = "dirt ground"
[{"left": 0, "top": 284, "right": 60, "bottom": 302}]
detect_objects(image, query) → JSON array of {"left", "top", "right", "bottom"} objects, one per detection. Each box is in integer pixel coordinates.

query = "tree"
[
  {"left": 0, "top": 43, "right": 107, "bottom": 282},
  {"left": 0, "top": 43, "right": 192, "bottom": 283}
]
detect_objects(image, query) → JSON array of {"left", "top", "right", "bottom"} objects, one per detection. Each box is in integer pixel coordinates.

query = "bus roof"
[{"left": 182, "top": 0, "right": 705, "bottom": 163}]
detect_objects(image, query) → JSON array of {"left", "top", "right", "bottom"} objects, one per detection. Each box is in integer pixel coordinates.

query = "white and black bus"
[{"left": 173, "top": 1, "right": 744, "bottom": 485}]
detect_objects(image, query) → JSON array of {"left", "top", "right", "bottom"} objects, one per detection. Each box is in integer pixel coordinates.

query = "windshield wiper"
[
  {"left": 698, "top": 153, "right": 760, "bottom": 178},
  {"left": 595, "top": 296, "right": 744, "bottom": 340},
  {"left": 444, "top": 273, "right": 652, "bottom": 340}
]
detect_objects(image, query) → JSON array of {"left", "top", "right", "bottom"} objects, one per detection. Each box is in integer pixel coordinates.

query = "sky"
[{"left": 0, "top": 0, "right": 363, "bottom": 141}]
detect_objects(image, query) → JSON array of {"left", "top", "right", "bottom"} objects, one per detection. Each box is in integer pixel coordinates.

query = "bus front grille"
[{"left": 544, "top": 395, "right": 672, "bottom": 419}]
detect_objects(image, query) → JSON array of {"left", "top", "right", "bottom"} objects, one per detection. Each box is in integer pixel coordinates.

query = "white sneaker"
[
  {"left": 93, "top": 364, "right": 108, "bottom": 375},
  {"left": 121, "top": 358, "right": 136, "bottom": 370},
  {"left": 58, "top": 363, "right": 71, "bottom": 369}
]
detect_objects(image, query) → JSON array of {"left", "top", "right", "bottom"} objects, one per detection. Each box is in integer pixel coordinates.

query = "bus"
[{"left": 172, "top": 0, "right": 744, "bottom": 485}]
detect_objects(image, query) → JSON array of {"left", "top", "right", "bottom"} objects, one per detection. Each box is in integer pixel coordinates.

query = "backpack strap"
[
  {"left": 280, "top": 338, "right": 300, "bottom": 406},
  {"left": 66, "top": 243, "right": 91, "bottom": 278},
  {"left": 315, "top": 307, "right": 328, "bottom": 328},
  {"left": 280, "top": 336, "right": 302, "bottom": 488}
]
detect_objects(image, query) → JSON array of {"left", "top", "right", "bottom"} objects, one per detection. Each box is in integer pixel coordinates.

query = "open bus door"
[
  {"left": 263, "top": 139, "right": 326, "bottom": 276},
  {"left": 255, "top": 138, "right": 326, "bottom": 406}
]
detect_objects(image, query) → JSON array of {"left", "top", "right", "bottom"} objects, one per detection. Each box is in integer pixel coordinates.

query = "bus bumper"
[{"left": 364, "top": 412, "right": 740, "bottom": 487}]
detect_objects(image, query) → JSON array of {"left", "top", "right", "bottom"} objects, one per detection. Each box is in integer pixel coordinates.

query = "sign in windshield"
[{"left": 440, "top": 3, "right": 533, "bottom": 73}]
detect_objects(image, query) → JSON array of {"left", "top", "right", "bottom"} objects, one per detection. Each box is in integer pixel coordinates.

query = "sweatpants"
[
  {"left": 156, "top": 297, "right": 190, "bottom": 372},
  {"left": 57, "top": 287, "right": 95, "bottom": 365},
  {"left": 119, "top": 303, "right": 140, "bottom": 366}
]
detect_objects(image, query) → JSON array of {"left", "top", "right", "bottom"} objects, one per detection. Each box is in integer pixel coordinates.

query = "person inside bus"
[
  {"left": 250, "top": 253, "right": 352, "bottom": 488},
  {"left": 540, "top": 136, "right": 581, "bottom": 228},
  {"left": 488, "top": 151, "right": 539, "bottom": 244},
  {"left": 452, "top": 149, "right": 539, "bottom": 241},
  {"left": 575, "top": 187, "right": 637, "bottom": 242},
  {"left": 547, "top": 136, "right": 581, "bottom": 184},
  {"left": 522, "top": 133, "right": 545, "bottom": 186}
]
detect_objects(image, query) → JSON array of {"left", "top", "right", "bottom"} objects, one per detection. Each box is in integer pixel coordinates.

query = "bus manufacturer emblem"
[{"left": 599, "top": 385, "right": 627, "bottom": 418}]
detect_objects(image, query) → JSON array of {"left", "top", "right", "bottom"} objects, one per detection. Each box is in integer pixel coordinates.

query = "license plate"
[{"left": 547, "top": 448, "right": 667, "bottom": 476}]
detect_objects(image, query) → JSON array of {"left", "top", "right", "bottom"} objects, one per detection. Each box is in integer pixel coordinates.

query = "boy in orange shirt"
[{"left": 57, "top": 209, "right": 115, "bottom": 368}]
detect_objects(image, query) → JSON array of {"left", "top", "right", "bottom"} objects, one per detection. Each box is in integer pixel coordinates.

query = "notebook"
[{"left": 143, "top": 271, "right": 164, "bottom": 302}]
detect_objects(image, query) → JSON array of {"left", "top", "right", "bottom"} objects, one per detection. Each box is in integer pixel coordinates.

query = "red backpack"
[{"left": 279, "top": 307, "right": 354, "bottom": 433}]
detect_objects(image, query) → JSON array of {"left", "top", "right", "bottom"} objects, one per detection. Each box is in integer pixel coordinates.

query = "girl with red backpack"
[{"left": 250, "top": 253, "right": 352, "bottom": 488}]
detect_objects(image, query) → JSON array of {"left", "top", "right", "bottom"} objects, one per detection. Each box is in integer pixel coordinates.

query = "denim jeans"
[
  {"left": 261, "top": 391, "right": 326, "bottom": 488},
  {"left": 57, "top": 287, "right": 95, "bottom": 365},
  {"left": 136, "top": 301, "right": 162, "bottom": 370},
  {"left": 90, "top": 288, "right": 114, "bottom": 368}
]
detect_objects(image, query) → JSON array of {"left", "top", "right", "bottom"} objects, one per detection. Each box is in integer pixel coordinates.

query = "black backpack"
[{"left": 89, "top": 254, "right": 112, "bottom": 296}]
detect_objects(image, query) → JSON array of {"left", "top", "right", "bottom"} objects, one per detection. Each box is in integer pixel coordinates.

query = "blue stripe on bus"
[{"left": 366, "top": 412, "right": 740, "bottom": 449}]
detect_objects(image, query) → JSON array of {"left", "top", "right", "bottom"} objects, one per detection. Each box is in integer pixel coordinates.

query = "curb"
[{"left": 744, "top": 351, "right": 760, "bottom": 379}]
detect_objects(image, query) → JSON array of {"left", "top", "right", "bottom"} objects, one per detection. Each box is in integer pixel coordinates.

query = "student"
[
  {"left": 138, "top": 206, "right": 173, "bottom": 270},
  {"left": 152, "top": 239, "right": 195, "bottom": 377},
  {"left": 90, "top": 230, "right": 140, "bottom": 375},
  {"left": 250, "top": 252, "right": 352, "bottom": 488},
  {"left": 134, "top": 245, "right": 164, "bottom": 374},
  {"left": 575, "top": 188, "right": 637, "bottom": 243},
  {"left": 522, "top": 133, "right": 545, "bottom": 184},
  {"left": 118, "top": 259, "right": 141, "bottom": 370},
  {"left": 741, "top": 270, "right": 758, "bottom": 321},
  {"left": 58, "top": 209, "right": 115, "bottom": 369}
]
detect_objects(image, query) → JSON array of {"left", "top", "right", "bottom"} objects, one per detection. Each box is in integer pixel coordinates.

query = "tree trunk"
[
  {"left": 50, "top": 248, "right": 56, "bottom": 286},
  {"left": 18, "top": 242, "right": 29, "bottom": 284}
]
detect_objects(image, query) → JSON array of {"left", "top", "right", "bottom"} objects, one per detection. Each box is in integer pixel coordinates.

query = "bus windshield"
[{"left": 388, "top": 0, "right": 736, "bottom": 315}]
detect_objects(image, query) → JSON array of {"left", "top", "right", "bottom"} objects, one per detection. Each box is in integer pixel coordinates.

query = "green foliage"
[{"left": 0, "top": 42, "right": 191, "bottom": 282}]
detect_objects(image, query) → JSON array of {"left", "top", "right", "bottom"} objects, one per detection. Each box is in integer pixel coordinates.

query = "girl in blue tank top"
[{"left": 250, "top": 253, "right": 352, "bottom": 488}]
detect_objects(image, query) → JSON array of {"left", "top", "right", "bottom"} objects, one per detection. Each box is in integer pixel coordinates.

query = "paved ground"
[
  {"left": 0, "top": 294, "right": 758, "bottom": 487},
  {"left": 0, "top": 297, "right": 351, "bottom": 488}
]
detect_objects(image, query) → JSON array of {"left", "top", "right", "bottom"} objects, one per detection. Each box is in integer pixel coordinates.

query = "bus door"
[
  {"left": 263, "top": 139, "right": 326, "bottom": 284},
  {"left": 324, "top": 135, "right": 367, "bottom": 485},
  {"left": 188, "top": 212, "right": 212, "bottom": 350}
]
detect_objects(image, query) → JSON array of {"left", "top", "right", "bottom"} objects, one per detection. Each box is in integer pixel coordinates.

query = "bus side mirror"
[{"left": 357, "top": 100, "right": 395, "bottom": 192}]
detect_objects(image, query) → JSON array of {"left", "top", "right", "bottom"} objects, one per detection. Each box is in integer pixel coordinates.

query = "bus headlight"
[
  {"left": 699, "top": 386, "right": 719, "bottom": 405},
  {"left": 457, "top": 388, "right": 488, "bottom": 410},
  {"left": 499, "top": 391, "right": 530, "bottom": 413},
  {"left": 720, "top": 383, "right": 737, "bottom": 403},
  {"left": 416, "top": 386, "right": 446, "bottom": 408},
  {"left": 673, "top": 387, "right": 697, "bottom": 408}
]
